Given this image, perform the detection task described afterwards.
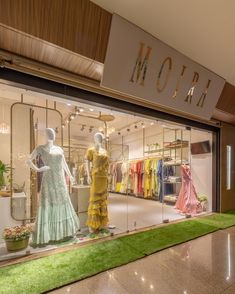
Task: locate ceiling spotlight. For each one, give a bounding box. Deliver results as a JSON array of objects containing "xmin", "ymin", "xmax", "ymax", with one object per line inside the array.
[
  {"xmin": 89, "ymin": 108, "xmax": 94, "ymax": 112},
  {"xmin": 66, "ymin": 119, "xmax": 70, "ymax": 123},
  {"xmin": 62, "ymin": 123, "xmax": 65, "ymax": 128},
  {"xmin": 70, "ymin": 114, "xmax": 75, "ymax": 120},
  {"xmin": 142, "ymin": 125, "xmax": 145, "ymax": 129},
  {"xmin": 67, "ymin": 103, "xmax": 71, "ymax": 106},
  {"xmin": 150, "ymin": 122, "xmax": 154, "ymax": 126},
  {"xmin": 80, "ymin": 108, "xmax": 84, "ymax": 112}
]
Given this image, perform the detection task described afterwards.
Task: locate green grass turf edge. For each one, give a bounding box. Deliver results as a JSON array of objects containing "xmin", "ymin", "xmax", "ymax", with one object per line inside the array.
[
  {"xmin": 0, "ymin": 211, "xmax": 235, "ymax": 294},
  {"xmin": 0, "ymin": 239, "xmax": 144, "ymax": 294},
  {"xmin": 119, "ymin": 220, "xmax": 219, "ymax": 255}
]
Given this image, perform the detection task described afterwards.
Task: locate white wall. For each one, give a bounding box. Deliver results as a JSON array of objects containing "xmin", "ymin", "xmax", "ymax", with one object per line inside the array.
[{"xmin": 190, "ymin": 129, "xmax": 213, "ymax": 211}]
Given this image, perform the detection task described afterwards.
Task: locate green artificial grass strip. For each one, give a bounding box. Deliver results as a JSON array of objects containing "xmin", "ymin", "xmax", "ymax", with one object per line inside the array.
[
  {"xmin": 195, "ymin": 213, "xmax": 235, "ymax": 229},
  {"xmin": 1, "ymin": 211, "xmax": 235, "ymax": 294},
  {"xmin": 0, "ymin": 239, "xmax": 144, "ymax": 294},
  {"xmin": 120, "ymin": 220, "xmax": 218, "ymax": 255}
]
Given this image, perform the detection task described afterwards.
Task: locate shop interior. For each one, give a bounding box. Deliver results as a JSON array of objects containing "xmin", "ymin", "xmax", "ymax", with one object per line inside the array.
[{"xmin": 0, "ymin": 83, "xmax": 213, "ymax": 261}]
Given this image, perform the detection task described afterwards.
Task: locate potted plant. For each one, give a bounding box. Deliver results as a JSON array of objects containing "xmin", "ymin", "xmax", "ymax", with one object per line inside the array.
[
  {"xmin": 0, "ymin": 160, "xmax": 11, "ymax": 189},
  {"xmin": 2, "ymin": 225, "xmax": 32, "ymax": 252},
  {"xmin": 197, "ymin": 194, "xmax": 208, "ymax": 211}
]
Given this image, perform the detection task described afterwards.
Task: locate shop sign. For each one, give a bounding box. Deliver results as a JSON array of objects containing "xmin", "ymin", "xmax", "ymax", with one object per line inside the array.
[{"xmin": 101, "ymin": 15, "xmax": 225, "ymax": 120}]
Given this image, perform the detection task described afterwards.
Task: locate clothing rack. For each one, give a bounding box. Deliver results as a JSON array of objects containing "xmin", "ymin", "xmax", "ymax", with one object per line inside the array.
[{"xmin": 110, "ymin": 155, "xmax": 163, "ymax": 163}]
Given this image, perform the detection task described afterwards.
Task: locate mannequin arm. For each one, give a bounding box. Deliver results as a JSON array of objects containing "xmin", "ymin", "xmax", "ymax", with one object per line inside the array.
[
  {"xmin": 86, "ymin": 160, "xmax": 91, "ymax": 184},
  {"xmin": 62, "ymin": 154, "xmax": 75, "ymax": 185},
  {"xmin": 27, "ymin": 149, "xmax": 50, "ymax": 172}
]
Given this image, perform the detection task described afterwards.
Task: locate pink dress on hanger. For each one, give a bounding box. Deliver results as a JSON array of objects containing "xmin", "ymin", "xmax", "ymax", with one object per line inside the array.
[{"xmin": 175, "ymin": 164, "xmax": 202, "ymax": 215}]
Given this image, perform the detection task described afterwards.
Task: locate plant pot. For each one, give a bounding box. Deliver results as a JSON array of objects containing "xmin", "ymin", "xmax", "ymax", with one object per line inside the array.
[
  {"xmin": 5, "ymin": 237, "xmax": 29, "ymax": 252},
  {"xmin": 201, "ymin": 201, "xmax": 208, "ymax": 212}
]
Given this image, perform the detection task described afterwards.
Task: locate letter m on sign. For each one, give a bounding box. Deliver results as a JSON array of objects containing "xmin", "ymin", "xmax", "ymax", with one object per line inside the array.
[{"xmin": 129, "ymin": 42, "xmax": 152, "ymax": 86}]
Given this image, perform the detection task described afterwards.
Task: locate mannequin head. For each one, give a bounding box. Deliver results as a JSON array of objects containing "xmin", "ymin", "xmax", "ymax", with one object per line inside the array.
[
  {"xmin": 45, "ymin": 128, "xmax": 56, "ymax": 141},
  {"xmin": 94, "ymin": 132, "xmax": 104, "ymax": 146}
]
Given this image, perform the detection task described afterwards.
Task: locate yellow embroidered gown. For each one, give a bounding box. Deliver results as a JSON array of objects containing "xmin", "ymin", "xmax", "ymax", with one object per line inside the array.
[{"xmin": 86, "ymin": 147, "xmax": 109, "ymax": 230}]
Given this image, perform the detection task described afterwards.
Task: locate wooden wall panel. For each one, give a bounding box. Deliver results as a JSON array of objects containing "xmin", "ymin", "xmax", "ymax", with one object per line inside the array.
[
  {"xmin": 0, "ymin": 24, "xmax": 103, "ymax": 81},
  {"xmin": 220, "ymin": 123, "xmax": 235, "ymax": 211},
  {"xmin": 216, "ymin": 82, "xmax": 235, "ymax": 115},
  {"xmin": 0, "ymin": 0, "xmax": 112, "ymax": 63}
]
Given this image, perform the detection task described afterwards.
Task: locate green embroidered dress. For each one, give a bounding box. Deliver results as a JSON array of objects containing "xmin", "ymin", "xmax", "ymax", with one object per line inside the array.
[{"xmin": 33, "ymin": 145, "xmax": 79, "ymax": 245}]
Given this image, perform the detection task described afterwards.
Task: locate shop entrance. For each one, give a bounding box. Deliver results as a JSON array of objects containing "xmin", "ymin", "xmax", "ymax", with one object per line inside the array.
[{"xmin": 0, "ymin": 71, "xmax": 219, "ymax": 262}]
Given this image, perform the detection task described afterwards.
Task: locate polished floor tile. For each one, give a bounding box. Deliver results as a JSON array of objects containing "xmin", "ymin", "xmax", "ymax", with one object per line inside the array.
[
  {"xmin": 223, "ymin": 283, "xmax": 235, "ymax": 293},
  {"xmin": 49, "ymin": 271, "xmax": 129, "ymax": 294},
  {"xmin": 50, "ymin": 227, "xmax": 235, "ymax": 294}
]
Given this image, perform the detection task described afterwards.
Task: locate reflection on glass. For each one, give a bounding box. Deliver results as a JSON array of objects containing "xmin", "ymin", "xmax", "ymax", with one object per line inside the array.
[
  {"xmin": 226, "ymin": 233, "xmax": 231, "ymax": 281},
  {"xmin": 226, "ymin": 145, "xmax": 232, "ymax": 190}
]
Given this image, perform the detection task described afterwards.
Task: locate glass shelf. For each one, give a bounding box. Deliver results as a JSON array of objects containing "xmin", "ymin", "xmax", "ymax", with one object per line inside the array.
[{"xmin": 144, "ymin": 142, "xmax": 189, "ymax": 154}]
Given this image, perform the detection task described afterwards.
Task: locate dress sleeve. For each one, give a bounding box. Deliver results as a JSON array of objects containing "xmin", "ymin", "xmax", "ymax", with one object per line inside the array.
[
  {"xmin": 58, "ymin": 146, "xmax": 64, "ymax": 154},
  {"xmin": 86, "ymin": 148, "xmax": 93, "ymax": 161}
]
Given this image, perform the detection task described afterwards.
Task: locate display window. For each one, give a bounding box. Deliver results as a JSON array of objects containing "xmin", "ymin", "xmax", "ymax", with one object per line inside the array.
[{"xmin": 0, "ymin": 83, "xmax": 216, "ymax": 261}]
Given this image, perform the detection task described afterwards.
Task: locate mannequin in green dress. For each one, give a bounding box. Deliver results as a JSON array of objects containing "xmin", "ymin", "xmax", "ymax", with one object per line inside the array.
[{"xmin": 27, "ymin": 128, "xmax": 79, "ymax": 245}]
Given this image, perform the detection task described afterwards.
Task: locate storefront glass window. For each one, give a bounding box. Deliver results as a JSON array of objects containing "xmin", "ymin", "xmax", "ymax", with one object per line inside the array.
[{"xmin": 0, "ymin": 83, "xmax": 216, "ymax": 261}]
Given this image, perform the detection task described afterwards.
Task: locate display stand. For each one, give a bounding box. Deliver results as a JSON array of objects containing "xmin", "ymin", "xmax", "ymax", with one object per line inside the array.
[
  {"xmin": 144, "ymin": 128, "xmax": 189, "ymax": 204},
  {"xmin": 71, "ymin": 185, "xmax": 90, "ymax": 229}
]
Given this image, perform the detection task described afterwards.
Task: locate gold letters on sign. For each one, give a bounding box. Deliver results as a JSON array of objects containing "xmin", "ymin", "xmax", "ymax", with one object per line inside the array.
[
  {"xmin": 130, "ymin": 42, "xmax": 212, "ymax": 109},
  {"xmin": 129, "ymin": 42, "xmax": 152, "ymax": 86}
]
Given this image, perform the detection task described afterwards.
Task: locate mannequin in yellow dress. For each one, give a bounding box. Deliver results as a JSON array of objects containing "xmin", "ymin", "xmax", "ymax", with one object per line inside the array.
[{"xmin": 86, "ymin": 133, "xmax": 109, "ymax": 233}]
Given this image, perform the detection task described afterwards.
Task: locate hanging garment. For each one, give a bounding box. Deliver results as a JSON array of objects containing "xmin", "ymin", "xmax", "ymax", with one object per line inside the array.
[
  {"xmin": 129, "ymin": 163, "xmax": 135, "ymax": 193},
  {"xmin": 111, "ymin": 163, "xmax": 117, "ymax": 192},
  {"xmin": 175, "ymin": 164, "xmax": 202, "ymax": 215},
  {"xmin": 152, "ymin": 159, "xmax": 159, "ymax": 196},
  {"xmin": 86, "ymin": 147, "xmax": 109, "ymax": 230},
  {"xmin": 133, "ymin": 162, "xmax": 138, "ymax": 195},
  {"xmin": 149, "ymin": 159, "xmax": 158, "ymax": 197},
  {"xmin": 115, "ymin": 162, "xmax": 123, "ymax": 192},
  {"xmin": 32, "ymin": 146, "xmax": 79, "ymax": 245},
  {"xmin": 141, "ymin": 160, "xmax": 145, "ymax": 195},
  {"xmin": 157, "ymin": 159, "xmax": 174, "ymax": 202},
  {"xmin": 136, "ymin": 160, "xmax": 142, "ymax": 195},
  {"xmin": 108, "ymin": 163, "xmax": 113, "ymax": 192},
  {"xmin": 120, "ymin": 161, "xmax": 129, "ymax": 193},
  {"xmin": 144, "ymin": 159, "xmax": 151, "ymax": 198}
]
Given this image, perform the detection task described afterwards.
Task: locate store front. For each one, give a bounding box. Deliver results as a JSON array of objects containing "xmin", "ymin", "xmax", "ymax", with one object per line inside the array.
[{"xmin": 0, "ymin": 68, "xmax": 219, "ymax": 262}]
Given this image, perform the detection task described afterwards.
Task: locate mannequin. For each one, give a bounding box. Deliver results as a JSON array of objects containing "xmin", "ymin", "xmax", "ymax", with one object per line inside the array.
[
  {"xmin": 27, "ymin": 128, "xmax": 79, "ymax": 245},
  {"xmin": 86, "ymin": 132, "xmax": 109, "ymax": 233},
  {"xmin": 175, "ymin": 162, "xmax": 202, "ymax": 215}
]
